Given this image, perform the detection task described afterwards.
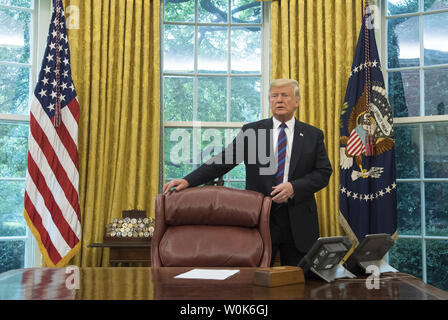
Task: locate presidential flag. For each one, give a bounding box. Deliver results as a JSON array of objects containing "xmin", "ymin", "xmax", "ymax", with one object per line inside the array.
[
  {"xmin": 339, "ymin": 8, "xmax": 397, "ymax": 245},
  {"xmin": 24, "ymin": 0, "xmax": 81, "ymax": 267}
]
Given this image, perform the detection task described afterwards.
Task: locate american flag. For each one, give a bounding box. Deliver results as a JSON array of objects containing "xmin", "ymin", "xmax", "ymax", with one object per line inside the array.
[
  {"xmin": 24, "ymin": 0, "xmax": 81, "ymax": 267},
  {"xmin": 339, "ymin": 5, "xmax": 397, "ymax": 245}
]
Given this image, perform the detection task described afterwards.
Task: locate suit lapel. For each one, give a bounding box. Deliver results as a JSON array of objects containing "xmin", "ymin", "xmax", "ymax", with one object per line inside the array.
[
  {"xmin": 260, "ymin": 118, "xmax": 275, "ymax": 189},
  {"xmin": 264, "ymin": 118, "xmax": 274, "ymax": 159},
  {"xmin": 288, "ymin": 119, "xmax": 305, "ymax": 181}
]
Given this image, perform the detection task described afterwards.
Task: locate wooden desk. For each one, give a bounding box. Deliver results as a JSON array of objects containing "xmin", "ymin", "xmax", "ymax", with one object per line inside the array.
[
  {"xmin": 1, "ymin": 267, "xmax": 447, "ymax": 300},
  {"xmin": 89, "ymin": 242, "xmax": 151, "ymax": 267}
]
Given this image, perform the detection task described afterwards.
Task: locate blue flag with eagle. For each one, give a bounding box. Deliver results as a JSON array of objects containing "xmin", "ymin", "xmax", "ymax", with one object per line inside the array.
[{"xmin": 339, "ymin": 10, "xmax": 397, "ymax": 245}]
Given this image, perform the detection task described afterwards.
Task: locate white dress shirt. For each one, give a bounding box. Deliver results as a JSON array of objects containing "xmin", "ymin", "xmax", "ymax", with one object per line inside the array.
[{"xmin": 272, "ymin": 116, "xmax": 295, "ymax": 183}]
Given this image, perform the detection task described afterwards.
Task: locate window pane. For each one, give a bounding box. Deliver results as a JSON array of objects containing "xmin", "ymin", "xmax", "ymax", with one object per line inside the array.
[
  {"xmin": 426, "ymin": 239, "xmax": 448, "ymax": 291},
  {"xmin": 388, "ymin": 69, "xmax": 420, "ymax": 117},
  {"xmin": 163, "ymin": 0, "xmax": 194, "ymax": 23},
  {"xmin": 423, "ymin": 123, "xmax": 448, "ymax": 178},
  {"xmin": 397, "ymin": 182, "xmax": 421, "ymax": 235},
  {"xmin": 227, "ymin": 181, "xmax": 245, "ymax": 189},
  {"xmin": 424, "ymin": 68, "xmax": 448, "ymax": 116},
  {"xmin": 198, "ymin": 26, "xmax": 228, "ymax": 74},
  {"xmin": 197, "ymin": 76, "xmax": 227, "ymax": 121},
  {"xmin": 389, "ymin": 238, "xmax": 423, "ymax": 279},
  {"xmin": 198, "ymin": 127, "xmax": 225, "ymax": 164},
  {"xmin": 192, "ymin": 127, "xmax": 224, "ymax": 168},
  {"xmin": 0, "ymin": 180, "xmax": 26, "ymax": 236},
  {"xmin": 163, "ymin": 25, "xmax": 194, "ymax": 74},
  {"xmin": 198, "ymin": 0, "xmax": 228, "ymax": 23},
  {"xmin": 231, "ymin": 28, "xmax": 261, "ymax": 74},
  {"xmin": 229, "ymin": 162, "xmax": 245, "ymax": 180},
  {"xmin": 163, "ymin": 76, "xmax": 193, "ymax": 122},
  {"xmin": 230, "ymin": 77, "xmax": 260, "ymax": 122},
  {"xmin": 395, "ymin": 124, "xmax": 420, "ymax": 179},
  {"xmin": 164, "ymin": 127, "xmax": 193, "ymax": 179},
  {"xmin": 423, "ymin": 12, "xmax": 448, "ymax": 66},
  {"xmin": 0, "ymin": 64, "xmax": 30, "ymax": 115},
  {"xmin": 162, "ymin": 0, "xmax": 263, "ymax": 186},
  {"xmin": 425, "ymin": 183, "xmax": 448, "ymax": 236},
  {"xmin": 198, "ymin": 127, "xmax": 242, "ymax": 168},
  {"xmin": 0, "ymin": 122, "xmax": 28, "ymax": 178},
  {"xmin": 0, "ymin": 0, "xmax": 32, "ymax": 7},
  {"xmin": 223, "ymin": 127, "xmax": 240, "ymax": 142},
  {"xmin": 387, "ymin": 0, "xmax": 419, "ymax": 15},
  {"xmin": 231, "ymin": 0, "xmax": 262, "ymax": 23},
  {"xmin": 0, "ymin": 8, "xmax": 31, "ymax": 64},
  {"xmin": 0, "ymin": 240, "xmax": 24, "ymax": 274},
  {"xmin": 167, "ymin": 127, "xmax": 245, "ymax": 179},
  {"xmin": 387, "ymin": 17, "xmax": 419, "ymax": 68},
  {"xmin": 425, "ymin": 0, "xmax": 448, "ymax": 12}
]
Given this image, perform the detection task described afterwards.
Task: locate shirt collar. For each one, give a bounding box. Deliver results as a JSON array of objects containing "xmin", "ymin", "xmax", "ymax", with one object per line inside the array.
[{"xmin": 273, "ymin": 116, "xmax": 296, "ymax": 131}]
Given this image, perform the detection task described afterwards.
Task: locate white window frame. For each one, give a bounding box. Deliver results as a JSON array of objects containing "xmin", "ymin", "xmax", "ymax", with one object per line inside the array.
[
  {"xmin": 162, "ymin": 0, "xmax": 271, "ymax": 186},
  {"xmin": 0, "ymin": 0, "xmax": 52, "ymax": 269},
  {"xmin": 381, "ymin": 0, "xmax": 448, "ymax": 285}
]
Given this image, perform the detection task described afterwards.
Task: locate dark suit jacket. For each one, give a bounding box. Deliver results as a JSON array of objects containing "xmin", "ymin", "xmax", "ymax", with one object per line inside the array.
[{"xmin": 184, "ymin": 117, "xmax": 332, "ymax": 252}]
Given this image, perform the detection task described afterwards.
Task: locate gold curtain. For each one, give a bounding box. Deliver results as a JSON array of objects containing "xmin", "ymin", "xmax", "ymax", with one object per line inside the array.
[
  {"xmin": 61, "ymin": 0, "xmax": 161, "ymax": 267},
  {"xmin": 270, "ymin": 0, "xmax": 364, "ymax": 237}
]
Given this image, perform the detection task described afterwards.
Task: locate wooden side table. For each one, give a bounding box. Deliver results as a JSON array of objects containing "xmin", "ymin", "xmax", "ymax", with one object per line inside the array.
[
  {"xmin": 91, "ymin": 209, "xmax": 154, "ymax": 266},
  {"xmin": 89, "ymin": 241, "xmax": 152, "ymax": 267}
]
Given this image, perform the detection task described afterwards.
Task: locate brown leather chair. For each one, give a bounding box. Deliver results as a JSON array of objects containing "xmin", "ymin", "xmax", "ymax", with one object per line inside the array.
[{"xmin": 151, "ymin": 186, "xmax": 272, "ymax": 267}]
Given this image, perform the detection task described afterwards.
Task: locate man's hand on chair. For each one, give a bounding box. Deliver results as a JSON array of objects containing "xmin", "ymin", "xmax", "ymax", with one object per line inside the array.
[{"xmin": 163, "ymin": 179, "xmax": 190, "ymax": 194}]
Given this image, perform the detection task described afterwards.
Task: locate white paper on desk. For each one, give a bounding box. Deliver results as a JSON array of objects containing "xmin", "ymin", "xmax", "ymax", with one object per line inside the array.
[{"xmin": 174, "ymin": 269, "xmax": 240, "ymax": 280}]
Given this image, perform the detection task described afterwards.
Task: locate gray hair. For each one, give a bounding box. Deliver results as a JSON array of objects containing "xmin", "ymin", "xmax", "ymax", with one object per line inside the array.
[{"xmin": 269, "ymin": 79, "xmax": 300, "ymax": 101}]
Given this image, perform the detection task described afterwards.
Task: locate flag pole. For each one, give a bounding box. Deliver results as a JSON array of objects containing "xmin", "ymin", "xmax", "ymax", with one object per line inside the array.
[
  {"xmin": 364, "ymin": 0, "xmax": 375, "ymax": 156},
  {"xmin": 364, "ymin": 0, "xmax": 370, "ymax": 108},
  {"xmin": 54, "ymin": 0, "xmax": 62, "ymax": 127}
]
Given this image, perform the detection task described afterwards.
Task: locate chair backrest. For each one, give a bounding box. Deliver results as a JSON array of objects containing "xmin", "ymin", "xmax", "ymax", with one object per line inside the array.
[{"xmin": 151, "ymin": 186, "xmax": 272, "ymax": 267}]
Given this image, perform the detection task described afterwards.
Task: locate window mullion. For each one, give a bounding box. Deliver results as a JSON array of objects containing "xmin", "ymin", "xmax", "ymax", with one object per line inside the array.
[
  {"xmin": 418, "ymin": 1, "xmax": 425, "ymax": 284},
  {"xmin": 227, "ymin": 0, "xmax": 231, "ymax": 123},
  {"xmin": 192, "ymin": 0, "xmax": 199, "ymax": 169},
  {"xmin": 30, "ymin": 0, "xmax": 37, "ymax": 121},
  {"xmin": 193, "ymin": 0, "xmax": 198, "ymax": 123},
  {"xmin": 261, "ymin": 1, "xmax": 270, "ymax": 119},
  {"xmin": 419, "ymin": 7, "xmax": 425, "ymax": 117},
  {"xmin": 0, "ymin": 4, "xmax": 33, "ymax": 12},
  {"xmin": 418, "ymin": 122, "xmax": 427, "ymax": 283},
  {"xmin": 385, "ymin": 7, "xmax": 448, "ymax": 19}
]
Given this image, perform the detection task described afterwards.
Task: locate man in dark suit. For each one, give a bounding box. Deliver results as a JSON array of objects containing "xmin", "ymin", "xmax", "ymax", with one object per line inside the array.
[{"xmin": 163, "ymin": 79, "xmax": 333, "ymax": 266}]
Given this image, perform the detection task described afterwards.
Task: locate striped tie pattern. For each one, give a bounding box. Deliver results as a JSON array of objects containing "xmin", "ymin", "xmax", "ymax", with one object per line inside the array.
[{"xmin": 275, "ymin": 123, "xmax": 287, "ymax": 185}]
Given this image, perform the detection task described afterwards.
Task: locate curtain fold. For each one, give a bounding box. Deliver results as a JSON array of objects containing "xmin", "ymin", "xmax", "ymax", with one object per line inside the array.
[
  {"xmin": 270, "ymin": 0, "xmax": 363, "ymax": 237},
  {"xmin": 62, "ymin": 0, "xmax": 160, "ymax": 267}
]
